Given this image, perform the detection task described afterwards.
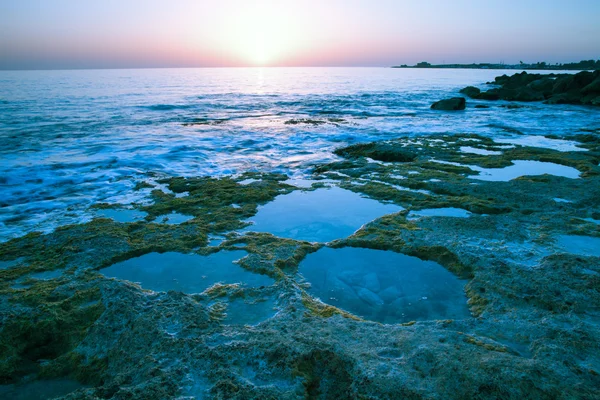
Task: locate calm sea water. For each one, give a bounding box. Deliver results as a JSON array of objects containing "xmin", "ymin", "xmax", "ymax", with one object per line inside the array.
[{"xmin": 0, "ymin": 67, "xmax": 597, "ymax": 241}]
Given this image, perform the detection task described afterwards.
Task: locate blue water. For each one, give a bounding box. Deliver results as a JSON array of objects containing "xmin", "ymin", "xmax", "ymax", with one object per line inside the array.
[
  {"xmin": 468, "ymin": 160, "xmax": 581, "ymax": 181},
  {"xmin": 242, "ymin": 186, "xmax": 402, "ymax": 242},
  {"xmin": 299, "ymin": 247, "xmax": 470, "ymax": 324},
  {"xmin": 101, "ymin": 250, "xmax": 273, "ymax": 293},
  {"xmin": 97, "ymin": 208, "xmax": 148, "ymax": 223},
  {"xmin": 0, "ymin": 68, "xmax": 597, "ymax": 241}
]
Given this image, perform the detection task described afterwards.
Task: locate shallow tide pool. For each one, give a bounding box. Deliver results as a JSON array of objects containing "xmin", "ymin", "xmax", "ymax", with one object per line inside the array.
[
  {"xmin": 0, "ymin": 379, "xmax": 85, "ymax": 400},
  {"xmin": 556, "ymin": 235, "xmax": 600, "ymax": 257},
  {"xmin": 468, "ymin": 160, "xmax": 580, "ymax": 181},
  {"xmin": 153, "ymin": 212, "xmax": 194, "ymax": 225},
  {"xmin": 299, "ymin": 247, "xmax": 470, "ymax": 324},
  {"xmin": 96, "ymin": 209, "xmax": 148, "ymax": 223},
  {"xmin": 101, "ymin": 250, "xmax": 273, "ymax": 294},
  {"xmin": 408, "ymin": 207, "xmax": 471, "ymax": 219},
  {"xmin": 242, "ymin": 186, "xmax": 402, "ymax": 242}
]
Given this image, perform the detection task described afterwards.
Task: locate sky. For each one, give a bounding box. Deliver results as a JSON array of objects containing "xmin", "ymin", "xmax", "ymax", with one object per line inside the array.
[{"xmin": 0, "ymin": 0, "xmax": 599, "ymax": 69}]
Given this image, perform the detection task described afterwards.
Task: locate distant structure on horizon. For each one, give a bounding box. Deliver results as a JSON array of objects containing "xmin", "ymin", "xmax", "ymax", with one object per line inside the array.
[{"xmin": 392, "ymin": 59, "xmax": 600, "ymax": 71}]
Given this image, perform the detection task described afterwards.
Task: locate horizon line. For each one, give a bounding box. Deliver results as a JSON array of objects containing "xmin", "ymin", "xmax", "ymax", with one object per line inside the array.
[{"xmin": 1, "ymin": 63, "xmax": 597, "ymax": 72}]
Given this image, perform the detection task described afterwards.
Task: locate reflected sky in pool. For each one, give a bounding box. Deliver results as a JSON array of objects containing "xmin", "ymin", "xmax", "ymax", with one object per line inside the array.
[{"xmin": 243, "ymin": 186, "xmax": 402, "ymax": 242}]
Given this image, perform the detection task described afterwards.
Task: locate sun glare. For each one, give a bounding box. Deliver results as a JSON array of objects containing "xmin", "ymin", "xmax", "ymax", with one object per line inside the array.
[{"xmin": 222, "ymin": 2, "xmax": 305, "ymax": 66}]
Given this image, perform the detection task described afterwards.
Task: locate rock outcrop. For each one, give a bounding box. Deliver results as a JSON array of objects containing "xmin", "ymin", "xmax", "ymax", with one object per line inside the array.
[{"xmin": 461, "ymin": 70, "xmax": 600, "ymax": 106}]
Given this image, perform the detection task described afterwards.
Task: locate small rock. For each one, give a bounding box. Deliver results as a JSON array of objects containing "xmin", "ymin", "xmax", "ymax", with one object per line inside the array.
[{"xmin": 430, "ymin": 97, "xmax": 466, "ymax": 111}]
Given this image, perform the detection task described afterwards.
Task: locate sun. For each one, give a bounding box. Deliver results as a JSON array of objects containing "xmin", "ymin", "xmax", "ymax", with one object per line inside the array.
[
  {"xmin": 247, "ymin": 32, "xmax": 272, "ymax": 66},
  {"xmin": 222, "ymin": 2, "xmax": 305, "ymax": 66}
]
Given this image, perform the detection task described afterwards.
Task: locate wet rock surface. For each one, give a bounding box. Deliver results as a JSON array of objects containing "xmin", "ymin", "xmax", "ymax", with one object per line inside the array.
[{"xmin": 1, "ymin": 135, "xmax": 600, "ymax": 398}]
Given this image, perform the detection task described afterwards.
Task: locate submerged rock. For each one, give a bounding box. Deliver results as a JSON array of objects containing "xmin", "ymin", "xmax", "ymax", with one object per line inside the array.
[
  {"xmin": 356, "ymin": 287, "xmax": 384, "ymax": 307},
  {"xmin": 361, "ymin": 272, "xmax": 381, "ymax": 293},
  {"xmin": 430, "ymin": 97, "xmax": 466, "ymax": 110},
  {"xmin": 378, "ymin": 285, "xmax": 402, "ymax": 303}
]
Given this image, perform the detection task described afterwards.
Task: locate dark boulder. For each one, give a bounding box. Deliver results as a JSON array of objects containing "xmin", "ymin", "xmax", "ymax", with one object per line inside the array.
[
  {"xmin": 581, "ymin": 77, "xmax": 600, "ymax": 95},
  {"xmin": 552, "ymin": 76, "xmax": 574, "ymax": 94},
  {"xmin": 514, "ymin": 87, "xmax": 545, "ymax": 102},
  {"xmin": 459, "ymin": 86, "xmax": 481, "ymax": 98},
  {"xmin": 478, "ymin": 89, "xmax": 501, "ymax": 101},
  {"xmin": 527, "ymin": 77, "xmax": 555, "ymax": 97},
  {"xmin": 544, "ymin": 93, "xmax": 580, "ymax": 105},
  {"xmin": 474, "ymin": 105, "xmax": 490, "ymax": 109},
  {"xmin": 430, "ymin": 97, "xmax": 466, "ymax": 110}
]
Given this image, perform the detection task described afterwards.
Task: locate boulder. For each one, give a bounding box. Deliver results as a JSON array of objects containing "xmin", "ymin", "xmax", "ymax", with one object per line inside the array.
[
  {"xmin": 544, "ymin": 94, "xmax": 579, "ymax": 105},
  {"xmin": 379, "ymin": 286, "xmax": 402, "ymax": 304},
  {"xmin": 581, "ymin": 77, "xmax": 600, "ymax": 95},
  {"xmin": 497, "ymin": 88, "xmax": 519, "ymax": 101},
  {"xmin": 514, "ymin": 87, "xmax": 545, "ymax": 102},
  {"xmin": 479, "ymin": 70, "xmax": 599, "ymax": 106},
  {"xmin": 356, "ymin": 288, "xmax": 384, "ymax": 307},
  {"xmin": 552, "ymin": 76, "xmax": 574, "ymax": 94},
  {"xmin": 430, "ymin": 97, "xmax": 466, "ymax": 111},
  {"xmin": 582, "ymin": 94, "xmax": 600, "ymax": 106},
  {"xmin": 572, "ymin": 71, "xmax": 595, "ymax": 89},
  {"xmin": 459, "ymin": 86, "xmax": 481, "ymax": 98},
  {"xmin": 337, "ymin": 270, "xmax": 362, "ymax": 287},
  {"xmin": 325, "ymin": 271, "xmax": 358, "ymax": 301},
  {"xmin": 527, "ymin": 77, "xmax": 556, "ymax": 97},
  {"xmin": 477, "ymin": 89, "xmax": 501, "ymax": 101},
  {"xmin": 474, "ymin": 104, "xmax": 490, "ymax": 109},
  {"xmin": 361, "ymin": 273, "xmax": 381, "ymax": 293}
]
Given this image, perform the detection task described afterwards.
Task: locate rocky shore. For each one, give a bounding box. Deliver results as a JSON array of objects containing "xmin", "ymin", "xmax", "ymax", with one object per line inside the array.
[
  {"xmin": 1, "ymin": 123, "xmax": 599, "ymax": 398},
  {"xmin": 459, "ymin": 70, "xmax": 600, "ymax": 106}
]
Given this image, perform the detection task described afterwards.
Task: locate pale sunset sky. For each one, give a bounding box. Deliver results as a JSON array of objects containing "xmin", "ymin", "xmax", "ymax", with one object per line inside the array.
[{"xmin": 1, "ymin": 0, "xmax": 599, "ymax": 69}]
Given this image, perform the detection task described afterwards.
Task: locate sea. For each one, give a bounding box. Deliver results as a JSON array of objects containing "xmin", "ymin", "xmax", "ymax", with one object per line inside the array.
[{"xmin": 0, "ymin": 67, "xmax": 598, "ymax": 241}]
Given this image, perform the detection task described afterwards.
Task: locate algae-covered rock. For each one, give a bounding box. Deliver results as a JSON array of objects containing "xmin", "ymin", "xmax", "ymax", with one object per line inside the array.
[
  {"xmin": 333, "ymin": 142, "xmax": 416, "ymax": 162},
  {"xmin": 1, "ymin": 130, "xmax": 600, "ymax": 398}
]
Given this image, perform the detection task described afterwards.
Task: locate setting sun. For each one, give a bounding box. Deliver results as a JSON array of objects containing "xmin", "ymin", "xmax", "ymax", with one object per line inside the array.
[{"xmin": 220, "ymin": 1, "xmax": 307, "ymax": 66}]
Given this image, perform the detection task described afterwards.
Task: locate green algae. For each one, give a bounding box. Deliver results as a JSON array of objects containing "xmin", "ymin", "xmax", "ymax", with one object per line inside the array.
[
  {"xmin": 328, "ymin": 133, "xmax": 599, "ymax": 178},
  {"xmin": 133, "ymin": 181, "xmax": 154, "ymax": 191},
  {"xmin": 301, "ymin": 292, "xmax": 361, "ymax": 321},
  {"xmin": 0, "ymin": 272, "xmax": 104, "ymax": 384},
  {"xmin": 140, "ymin": 175, "xmax": 297, "ymax": 233},
  {"xmin": 334, "ymin": 142, "xmax": 417, "ymax": 162},
  {"xmin": 222, "ymin": 232, "xmax": 321, "ymax": 279},
  {"xmin": 0, "ymin": 219, "xmax": 207, "ymax": 275},
  {"xmin": 1, "ymin": 132, "xmax": 600, "ymax": 397}
]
